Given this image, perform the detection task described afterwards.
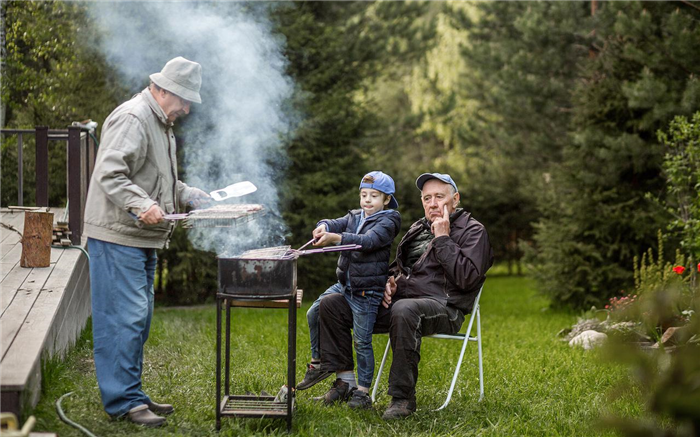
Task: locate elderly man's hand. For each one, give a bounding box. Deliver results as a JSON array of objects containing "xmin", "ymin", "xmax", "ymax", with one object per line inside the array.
[
  {"xmin": 430, "ymin": 205, "xmax": 451, "ymax": 237},
  {"xmin": 382, "ymin": 276, "xmax": 397, "ymax": 308},
  {"xmin": 140, "ymin": 204, "xmax": 165, "ymax": 224},
  {"xmin": 188, "ymin": 188, "xmax": 211, "ymax": 209}
]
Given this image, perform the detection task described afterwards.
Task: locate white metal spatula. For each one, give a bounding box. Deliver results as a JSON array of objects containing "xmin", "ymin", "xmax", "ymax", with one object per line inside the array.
[{"xmin": 209, "ymin": 181, "xmax": 257, "ymax": 201}]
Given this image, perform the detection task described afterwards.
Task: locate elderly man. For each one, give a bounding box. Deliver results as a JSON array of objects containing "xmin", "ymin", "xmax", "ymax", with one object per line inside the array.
[
  {"xmin": 84, "ymin": 56, "xmax": 209, "ymax": 427},
  {"xmin": 314, "ymin": 173, "xmax": 493, "ymax": 419}
]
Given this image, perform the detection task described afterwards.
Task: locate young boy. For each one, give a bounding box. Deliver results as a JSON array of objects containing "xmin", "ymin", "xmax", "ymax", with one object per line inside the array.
[{"xmin": 297, "ymin": 171, "xmax": 401, "ymax": 409}]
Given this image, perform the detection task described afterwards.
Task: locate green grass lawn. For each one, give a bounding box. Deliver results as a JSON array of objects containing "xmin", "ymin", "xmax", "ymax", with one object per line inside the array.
[{"xmin": 32, "ymin": 276, "xmax": 641, "ymax": 436}]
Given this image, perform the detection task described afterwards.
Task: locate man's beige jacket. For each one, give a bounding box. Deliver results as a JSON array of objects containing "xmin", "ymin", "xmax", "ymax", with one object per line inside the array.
[{"xmin": 83, "ymin": 88, "xmax": 194, "ymax": 248}]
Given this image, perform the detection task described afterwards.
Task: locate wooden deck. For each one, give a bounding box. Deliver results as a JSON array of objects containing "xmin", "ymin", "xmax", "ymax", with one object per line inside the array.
[{"xmin": 0, "ymin": 208, "xmax": 91, "ymax": 417}]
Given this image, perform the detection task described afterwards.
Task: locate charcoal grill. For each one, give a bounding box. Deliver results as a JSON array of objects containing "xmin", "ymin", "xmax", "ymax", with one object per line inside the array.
[
  {"xmin": 215, "ymin": 243, "xmax": 362, "ymax": 431},
  {"xmin": 215, "ymin": 245, "xmax": 298, "ymax": 432},
  {"xmin": 217, "ymin": 246, "xmax": 296, "ymax": 299}
]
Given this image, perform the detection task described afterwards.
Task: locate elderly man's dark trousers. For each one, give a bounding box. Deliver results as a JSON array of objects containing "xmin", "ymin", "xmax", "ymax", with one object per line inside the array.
[{"xmin": 319, "ymin": 293, "xmax": 464, "ymax": 400}]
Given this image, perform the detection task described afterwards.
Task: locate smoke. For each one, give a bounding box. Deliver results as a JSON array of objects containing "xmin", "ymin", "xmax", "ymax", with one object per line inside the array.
[{"xmin": 87, "ymin": 1, "xmax": 295, "ymax": 255}]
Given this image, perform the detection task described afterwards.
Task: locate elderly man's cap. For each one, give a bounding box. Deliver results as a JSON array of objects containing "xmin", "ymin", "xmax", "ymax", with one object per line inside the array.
[
  {"xmin": 150, "ymin": 56, "xmax": 202, "ymax": 104},
  {"xmin": 416, "ymin": 172, "xmax": 459, "ymax": 193},
  {"xmin": 360, "ymin": 171, "xmax": 399, "ymax": 209}
]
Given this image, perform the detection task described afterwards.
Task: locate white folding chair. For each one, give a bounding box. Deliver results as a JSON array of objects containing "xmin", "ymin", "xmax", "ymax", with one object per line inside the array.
[{"xmin": 371, "ymin": 285, "xmax": 484, "ymax": 410}]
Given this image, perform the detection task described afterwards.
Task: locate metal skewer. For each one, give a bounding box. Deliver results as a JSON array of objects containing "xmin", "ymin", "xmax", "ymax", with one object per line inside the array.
[{"xmin": 297, "ymin": 238, "xmax": 316, "ymax": 251}]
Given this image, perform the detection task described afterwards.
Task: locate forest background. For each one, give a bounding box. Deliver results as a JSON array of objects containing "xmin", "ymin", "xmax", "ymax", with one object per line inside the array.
[{"xmin": 3, "ymin": 0, "xmax": 700, "ymax": 311}]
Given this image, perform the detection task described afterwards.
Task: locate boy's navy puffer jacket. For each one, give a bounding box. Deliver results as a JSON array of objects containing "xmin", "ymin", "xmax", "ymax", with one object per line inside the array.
[{"xmin": 318, "ymin": 209, "xmax": 401, "ymax": 292}]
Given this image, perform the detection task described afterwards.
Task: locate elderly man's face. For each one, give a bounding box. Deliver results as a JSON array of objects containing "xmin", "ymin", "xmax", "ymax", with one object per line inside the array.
[
  {"xmin": 421, "ymin": 179, "xmax": 459, "ymax": 222},
  {"xmin": 155, "ymin": 88, "xmax": 191, "ymax": 123}
]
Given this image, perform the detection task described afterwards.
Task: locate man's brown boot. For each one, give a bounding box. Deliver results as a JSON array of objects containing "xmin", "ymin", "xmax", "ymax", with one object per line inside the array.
[
  {"xmin": 382, "ymin": 397, "xmax": 417, "ymax": 420},
  {"xmin": 147, "ymin": 400, "xmax": 174, "ymax": 415},
  {"xmin": 127, "ymin": 404, "xmax": 166, "ymax": 427}
]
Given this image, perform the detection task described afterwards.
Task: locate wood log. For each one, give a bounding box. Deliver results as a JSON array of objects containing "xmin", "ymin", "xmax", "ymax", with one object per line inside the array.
[{"xmin": 20, "ymin": 211, "xmax": 54, "ymax": 268}]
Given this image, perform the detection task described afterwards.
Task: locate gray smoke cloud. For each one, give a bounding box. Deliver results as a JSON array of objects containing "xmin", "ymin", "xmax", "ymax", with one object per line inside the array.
[{"xmin": 87, "ymin": 1, "xmax": 295, "ymax": 255}]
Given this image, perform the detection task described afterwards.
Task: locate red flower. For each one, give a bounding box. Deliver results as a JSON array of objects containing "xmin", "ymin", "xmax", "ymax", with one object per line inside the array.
[
  {"xmin": 673, "ymin": 265, "xmax": 685, "ymax": 274},
  {"xmin": 697, "ymin": 262, "xmax": 700, "ymax": 273}
]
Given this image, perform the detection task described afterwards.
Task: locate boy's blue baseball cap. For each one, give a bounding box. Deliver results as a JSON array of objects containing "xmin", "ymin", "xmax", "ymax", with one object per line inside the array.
[
  {"xmin": 416, "ymin": 172, "xmax": 459, "ymax": 193},
  {"xmin": 359, "ymin": 171, "xmax": 399, "ymax": 209}
]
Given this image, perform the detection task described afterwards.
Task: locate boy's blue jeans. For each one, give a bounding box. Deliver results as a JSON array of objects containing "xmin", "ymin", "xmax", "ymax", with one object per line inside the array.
[
  {"xmin": 88, "ymin": 238, "xmax": 156, "ymax": 417},
  {"xmin": 306, "ymin": 282, "xmax": 383, "ymax": 388}
]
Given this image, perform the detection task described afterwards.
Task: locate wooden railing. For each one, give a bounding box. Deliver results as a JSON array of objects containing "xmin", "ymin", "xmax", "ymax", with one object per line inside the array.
[{"xmin": 1, "ymin": 126, "xmax": 98, "ymax": 245}]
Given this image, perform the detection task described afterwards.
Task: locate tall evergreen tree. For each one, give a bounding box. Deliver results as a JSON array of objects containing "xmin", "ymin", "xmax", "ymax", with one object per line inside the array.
[
  {"xmin": 530, "ymin": 1, "xmax": 700, "ymax": 308},
  {"xmin": 458, "ymin": 2, "xmax": 592, "ymax": 272},
  {"xmin": 1, "ymin": 0, "xmax": 123, "ymax": 206},
  {"xmin": 0, "ymin": 0, "xmax": 7, "ymax": 129},
  {"xmin": 275, "ymin": 2, "xmax": 434, "ymax": 297}
]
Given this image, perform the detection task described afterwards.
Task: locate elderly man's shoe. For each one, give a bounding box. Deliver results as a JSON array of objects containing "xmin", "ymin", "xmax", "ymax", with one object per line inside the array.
[
  {"xmin": 127, "ymin": 405, "xmax": 166, "ymax": 427},
  {"xmin": 381, "ymin": 397, "xmax": 416, "ymax": 420},
  {"xmin": 147, "ymin": 400, "xmax": 174, "ymax": 415},
  {"xmin": 312, "ymin": 378, "xmax": 354, "ymax": 405},
  {"xmin": 297, "ymin": 363, "xmax": 333, "ymax": 390}
]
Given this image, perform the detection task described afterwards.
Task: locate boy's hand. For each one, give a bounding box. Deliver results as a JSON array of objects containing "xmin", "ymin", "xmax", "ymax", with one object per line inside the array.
[
  {"xmin": 314, "ymin": 232, "xmax": 341, "ymax": 246},
  {"xmin": 312, "ymin": 225, "xmax": 326, "ymax": 240},
  {"xmin": 430, "ymin": 205, "xmax": 451, "ymax": 237},
  {"xmin": 383, "ymin": 276, "xmax": 397, "ymax": 308}
]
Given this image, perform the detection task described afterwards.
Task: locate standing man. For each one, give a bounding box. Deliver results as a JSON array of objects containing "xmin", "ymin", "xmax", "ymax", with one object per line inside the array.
[
  {"xmin": 315, "ymin": 173, "xmax": 493, "ymax": 419},
  {"xmin": 84, "ymin": 57, "xmax": 209, "ymax": 427}
]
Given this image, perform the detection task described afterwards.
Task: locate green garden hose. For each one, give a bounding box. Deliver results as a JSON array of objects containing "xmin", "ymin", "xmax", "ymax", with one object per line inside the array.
[
  {"xmin": 55, "ymin": 392, "xmax": 97, "ymax": 437},
  {"xmin": 52, "ymin": 247, "xmax": 93, "ymax": 436},
  {"xmin": 51, "ymin": 244, "xmax": 89, "ymax": 261}
]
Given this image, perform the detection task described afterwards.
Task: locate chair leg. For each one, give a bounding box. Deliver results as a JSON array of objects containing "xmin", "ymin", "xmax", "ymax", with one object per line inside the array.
[
  {"xmin": 477, "ymin": 307, "xmax": 484, "ymax": 402},
  {"xmin": 371, "ymin": 338, "xmax": 391, "ymax": 403},
  {"xmin": 435, "ymin": 332, "xmax": 471, "ymax": 411}
]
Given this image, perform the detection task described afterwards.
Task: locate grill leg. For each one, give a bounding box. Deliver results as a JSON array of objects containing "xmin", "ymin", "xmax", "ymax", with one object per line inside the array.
[
  {"xmin": 216, "ymin": 298, "xmax": 222, "ymax": 431},
  {"xmin": 287, "ymin": 291, "xmax": 297, "ymax": 432},
  {"xmin": 225, "ymin": 299, "xmax": 231, "ymax": 396}
]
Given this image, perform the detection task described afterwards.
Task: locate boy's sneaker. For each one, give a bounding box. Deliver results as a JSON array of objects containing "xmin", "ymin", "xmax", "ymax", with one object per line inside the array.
[
  {"xmin": 312, "ymin": 378, "xmax": 354, "ymax": 405},
  {"xmin": 347, "ymin": 389, "xmax": 373, "ymax": 409},
  {"xmin": 297, "ymin": 362, "xmax": 333, "ymax": 390},
  {"xmin": 381, "ymin": 396, "xmax": 417, "ymax": 420}
]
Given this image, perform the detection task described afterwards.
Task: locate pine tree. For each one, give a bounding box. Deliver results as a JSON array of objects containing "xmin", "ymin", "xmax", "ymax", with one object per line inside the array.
[
  {"xmin": 530, "ymin": 1, "xmax": 700, "ymax": 308},
  {"xmin": 274, "ymin": 2, "xmax": 438, "ymax": 296},
  {"xmin": 457, "ymin": 2, "xmax": 591, "ymax": 273},
  {"xmin": 1, "ymin": 0, "xmax": 124, "ymax": 206}
]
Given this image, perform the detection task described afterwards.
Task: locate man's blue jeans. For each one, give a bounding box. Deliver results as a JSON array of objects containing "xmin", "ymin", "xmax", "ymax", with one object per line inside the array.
[
  {"xmin": 88, "ymin": 238, "xmax": 156, "ymax": 417},
  {"xmin": 307, "ymin": 282, "xmax": 383, "ymax": 388}
]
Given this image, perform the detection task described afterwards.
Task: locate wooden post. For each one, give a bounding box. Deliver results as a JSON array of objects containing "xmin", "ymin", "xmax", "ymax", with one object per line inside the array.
[
  {"xmin": 68, "ymin": 126, "xmax": 82, "ymax": 245},
  {"xmin": 35, "ymin": 127, "xmax": 49, "ymax": 207},
  {"xmin": 20, "ymin": 211, "xmax": 54, "ymax": 268}
]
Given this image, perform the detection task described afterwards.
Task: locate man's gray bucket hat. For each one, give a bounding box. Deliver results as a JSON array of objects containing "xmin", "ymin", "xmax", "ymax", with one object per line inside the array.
[{"xmin": 150, "ymin": 56, "xmax": 202, "ymax": 104}]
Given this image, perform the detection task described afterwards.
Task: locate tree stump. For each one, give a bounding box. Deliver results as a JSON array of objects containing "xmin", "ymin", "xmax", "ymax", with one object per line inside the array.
[{"xmin": 20, "ymin": 211, "xmax": 54, "ymax": 268}]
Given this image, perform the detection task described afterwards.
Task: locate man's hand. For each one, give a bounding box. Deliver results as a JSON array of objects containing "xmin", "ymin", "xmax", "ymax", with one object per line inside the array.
[
  {"xmin": 139, "ymin": 204, "xmax": 165, "ymax": 224},
  {"xmin": 383, "ymin": 276, "xmax": 397, "ymax": 308},
  {"xmin": 188, "ymin": 188, "xmax": 211, "ymax": 209},
  {"xmin": 430, "ymin": 205, "xmax": 451, "ymax": 237}
]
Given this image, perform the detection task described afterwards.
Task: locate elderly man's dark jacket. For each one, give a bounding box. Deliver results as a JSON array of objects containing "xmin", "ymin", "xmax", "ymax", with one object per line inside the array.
[
  {"xmin": 390, "ymin": 208, "xmax": 493, "ymax": 313},
  {"xmin": 319, "ymin": 209, "xmax": 401, "ymax": 292}
]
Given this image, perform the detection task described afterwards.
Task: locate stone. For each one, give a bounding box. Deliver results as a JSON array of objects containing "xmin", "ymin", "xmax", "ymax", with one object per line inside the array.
[
  {"xmin": 564, "ymin": 318, "xmax": 603, "ymax": 341},
  {"xmin": 569, "ymin": 330, "xmax": 608, "ymax": 350}
]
